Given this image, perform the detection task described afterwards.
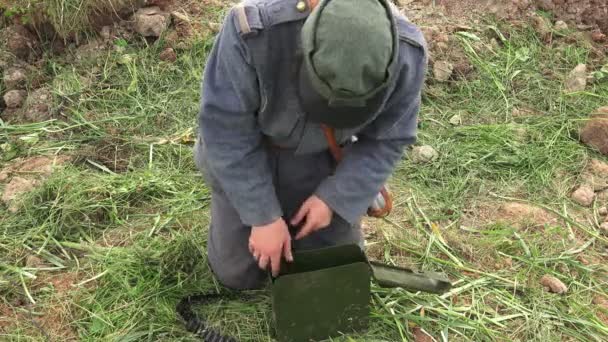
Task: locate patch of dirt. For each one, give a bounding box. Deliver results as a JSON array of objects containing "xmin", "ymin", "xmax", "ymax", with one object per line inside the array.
[
  {"xmin": 1, "ymin": 177, "xmax": 39, "ymax": 212},
  {"xmin": 536, "ymin": 0, "xmax": 608, "ymax": 34},
  {"xmin": 36, "ymin": 300, "xmax": 78, "ymax": 341},
  {"xmin": 412, "ymin": 326, "xmax": 434, "ymax": 342},
  {"xmin": 465, "ymin": 201, "xmax": 559, "ymax": 230},
  {"xmin": 0, "ymin": 303, "xmax": 25, "ymax": 333},
  {"xmin": 0, "ymin": 155, "xmax": 71, "ymax": 182},
  {"xmin": 36, "ymin": 272, "xmax": 80, "ymax": 294}
]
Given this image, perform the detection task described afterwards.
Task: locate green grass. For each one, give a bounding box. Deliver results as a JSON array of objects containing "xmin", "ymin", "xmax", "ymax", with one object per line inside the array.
[
  {"xmin": 1, "ymin": 0, "xmax": 140, "ymax": 37},
  {"xmin": 1, "ymin": 10, "xmax": 608, "ymax": 342}
]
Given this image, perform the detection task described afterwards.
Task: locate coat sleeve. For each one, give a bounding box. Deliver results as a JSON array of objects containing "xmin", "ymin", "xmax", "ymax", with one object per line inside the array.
[
  {"xmin": 314, "ymin": 44, "xmax": 427, "ymax": 225},
  {"xmin": 198, "ymin": 9, "xmax": 282, "ymax": 227}
]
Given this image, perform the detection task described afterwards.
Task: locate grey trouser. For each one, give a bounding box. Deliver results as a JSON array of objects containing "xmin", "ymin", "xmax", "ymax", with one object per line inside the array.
[{"xmin": 194, "ymin": 138, "xmax": 362, "ymax": 290}]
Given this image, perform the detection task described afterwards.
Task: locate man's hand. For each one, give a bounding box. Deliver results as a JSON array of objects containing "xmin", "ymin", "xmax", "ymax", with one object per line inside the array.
[
  {"xmin": 249, "ymin": 218, "xmax": 293, "ymax": 277},
  {"xmin": 291, "ymin": 195, "xmax": 333, "ymax": 240}
]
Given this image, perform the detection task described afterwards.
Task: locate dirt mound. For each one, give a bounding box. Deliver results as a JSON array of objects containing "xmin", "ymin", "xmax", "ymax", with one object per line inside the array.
[{"xmin": 536, "ymin": 0, "xmax": 608, "ymax": 34}]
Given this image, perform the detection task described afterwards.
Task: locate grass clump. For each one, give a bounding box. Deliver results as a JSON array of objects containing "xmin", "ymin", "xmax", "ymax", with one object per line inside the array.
[{"xmin": 1, "ymin": 0, "xmax": 140, "ymax": 37}]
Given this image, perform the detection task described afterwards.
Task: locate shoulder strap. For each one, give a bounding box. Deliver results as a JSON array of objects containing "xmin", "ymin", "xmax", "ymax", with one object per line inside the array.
[{"xmin": 233, "ymin": 3, "xmax": 264, "ymax": 37}]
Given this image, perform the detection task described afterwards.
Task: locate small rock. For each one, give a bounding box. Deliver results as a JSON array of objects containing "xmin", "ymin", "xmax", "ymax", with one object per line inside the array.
[
  {"xmin": 600, "ymin": 207, "xmax": 608, "ymax": 216},
  {"xmin": 591, "ymin": 30, "xmax": 606, "ymax": 43},
  {"xmin": 3, "ymin": 68, "xmax": 27, "ymax": 90},
  {"xmin": 159, "ymin": 47, "xmax": 177, "ymax": 62},
  {"xmin": 1, "ymin": 177, "xmax": 38, "ymax": 212},
  {"xmin": 571, "ymin": 185, "xmax": 595, "ymax": 207},
  {"xmin": 100, "ymin": 26, "xmax": 112, "ymax": 40},
  {"xmin": 411, "ymin": 145, "xmax": 439, "ymax": 163},
  {"xmin": 580, "ymin": 110, "xmax": 608, "ymax": 156},
  {"xmin": 25, "ymin": 255, "xmax": 45, "ymax": 268},
  {"xmin": 540, "ymin": 275, "xmax": 568, "ymax": 294},
  {"xmin": 581, "ymin": 158, "xmax": 608, "ymax": 191},
  {"xmin": 449, "ymin": 114, "xmax": 462, "ymax": 126},
  {"xmin": 1, "ymin": 25, "xmax": 40, "ymax": 60},
  {"xmin": 532, "ymin": 15, "xmax": 551, "ymax": 41},
  {"xmin": 600, "ymin": 222, "xmax": 608, "ymax": 233},
  {"xmin": 577, "ymin": 255, "xmax": 590, "ymax": 265},
  {"xmin": 23, "ymin": 88, "xmax": 53, "ymax": 122},
  {"xmin": 134, "ymin": 6, "xmax": 170, "ymax": 37},
  {"xmin": 3, "ymin": 90, "xmax": 27, "ymax": 109},
  {"xmin": 555, "ymin": 21, "xmax": 568, "ymax": 31},
  {"xmin": 564, "ymin": 64, "xmax": 587, "ymax": 93},
  {"xmin": 433, "ymin": 60, "xmax": 453, "ymax": 82},
  {"xmin": 435, "ymin": 42, "xmax": 449, "ymax": 51}
]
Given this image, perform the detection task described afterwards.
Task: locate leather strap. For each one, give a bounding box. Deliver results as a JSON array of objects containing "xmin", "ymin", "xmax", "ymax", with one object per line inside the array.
[{"xmin": 320, "ymin": 124, "xmax": 393, "ymax": 218}]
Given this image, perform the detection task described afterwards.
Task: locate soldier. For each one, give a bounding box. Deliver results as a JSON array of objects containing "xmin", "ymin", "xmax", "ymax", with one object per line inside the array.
[{"xmin": 194, "ymin": 0, "xmax": 427, "ymax": 289}]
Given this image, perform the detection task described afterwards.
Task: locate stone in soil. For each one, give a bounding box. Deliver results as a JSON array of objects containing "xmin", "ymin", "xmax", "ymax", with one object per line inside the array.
[
  {"xmin": 159, "ymin": 48, "xmax": 177, "ymax": 62},
  {"xmin": 540, "ymin": 274, "xmax": 568, "ymax": 294},
  {"xmin": 599, "ymin": 207, "xmax": 608, "ymax": 216},
  {"xmin": 433, "ymin": 60, "xmax": 453, "ymax": 82},
  {"xmin": 564, "ymin": 64, "xmax": 587, "ymax": 93},
  {"xmin": 25, "ymin": 255, "xmax": 45, "ymax": 268},
  {"xmin": 591, "ymin": 30, "xmax": 606, "ymax": 43},
  {"xmin": 22, "ymin": 88, "xmax": 53, "ymax": 122},
  {"xmin": 3, "ymin": 90, "xmax": 27, "ymax": 109},
  {"xmin": 581, "ymin": 159, "xmax": 608, "ymax": 191},
  {"xmin": 411, "ymin": 145, "xmax": 439, "ymax": 163},
  {"xmin": 571, "ymin": 185, "xmax": 595, "ymax": 207},
  {"xmin": 580, "ymin": 108, "xmax": 608, "ymax": 156},
  {"xmin": 3, "ymin": 68, "xmax": 27, "ymax": 90},
  {"xmin": 1, "ymin": 25, "xmax": 40, "ymax": 60},
  {"xmin": 600, "ymin": 222, "xmax": 608, "ymax": 233},
  {"xmin": 555, "ymin": 20, "xmax": 568, "ymax": 31},
  {"xmin": 532, "ymin": 15, "xmax": 552, "ymax": 41},
  {"xmin": 134, "ymin": 6, "xmax": 170, "ymax": 37}
]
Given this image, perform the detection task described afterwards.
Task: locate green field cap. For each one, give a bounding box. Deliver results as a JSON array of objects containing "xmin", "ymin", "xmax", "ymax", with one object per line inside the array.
[{"xmin": 298, "ymin": 0, "xmax": 399, "ymax": 128}]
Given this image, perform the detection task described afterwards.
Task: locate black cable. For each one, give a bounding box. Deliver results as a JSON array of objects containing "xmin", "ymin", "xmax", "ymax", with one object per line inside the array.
[{"xmin": 176, "ymin": 292, "xmax": 239, "ymax": 342}]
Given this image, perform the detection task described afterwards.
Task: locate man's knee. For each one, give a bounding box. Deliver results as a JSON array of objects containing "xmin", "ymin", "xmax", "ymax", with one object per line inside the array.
[{"xmin": 207, "ymin": 252, "xmax": 267, "ymax": 290}]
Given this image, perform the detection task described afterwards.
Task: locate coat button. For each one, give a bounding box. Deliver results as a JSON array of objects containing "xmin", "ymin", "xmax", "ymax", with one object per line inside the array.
[{"xmin": 296, "ymin": 1, "xmax": 307, "ymax": 12}]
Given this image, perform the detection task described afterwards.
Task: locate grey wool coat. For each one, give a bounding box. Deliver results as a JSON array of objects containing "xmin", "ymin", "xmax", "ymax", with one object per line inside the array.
[{"xmin": 196, "ymin": 0, "xmax": 427, "ymax": 227}]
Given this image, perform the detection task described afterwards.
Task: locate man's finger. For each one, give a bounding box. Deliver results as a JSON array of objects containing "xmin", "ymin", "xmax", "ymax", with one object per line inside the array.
[
  {"xmin": 270, "ymin": 253, "xmax": 281, "ymax": 277},
  {"xmin": 291, "ymin": 200, "xmax": 310, "ymax": 226},
  {"xmin": 295, "ymin": 218, "xmax": 317, "ymax": 240},
  {"xmin": 258, "ymin": 255, "xmax": 270, "ymax": 270},
  {"xmin": 283, "ymin": 237, "xmax": 293, "ymax": 262}
]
